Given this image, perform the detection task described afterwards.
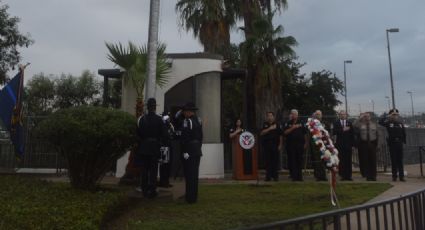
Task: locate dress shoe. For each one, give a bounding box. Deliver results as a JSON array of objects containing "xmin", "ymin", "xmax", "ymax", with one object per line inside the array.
[{"xmin": 400, "ymin": 178, "xmax": 406, "ymax": 182}]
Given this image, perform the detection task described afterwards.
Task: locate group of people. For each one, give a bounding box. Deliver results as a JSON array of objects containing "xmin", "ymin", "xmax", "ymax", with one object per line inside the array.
[
  {"xmin": 136, "ymin": 98, "xmax": 203, "ymax": 204},
  {"xmin": 256, "ymin": 108, "xmax": 406, "ymax": 182}
]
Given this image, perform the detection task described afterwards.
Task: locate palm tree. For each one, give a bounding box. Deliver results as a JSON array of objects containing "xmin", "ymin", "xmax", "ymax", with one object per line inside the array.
[
  {"xmin": 175, "ymin": 0, "xmax": 294, "ymax": 130},
  {"xmin": 240, "ymin": 12, "xmax": 297, "ymax": 127},
  {"xmin": 175, "ymin": 0, "xmax": 238, "ymax": 58},
  {"xmin": 105, "ymin": 41, "xmax": 170, "ymax": 117}
]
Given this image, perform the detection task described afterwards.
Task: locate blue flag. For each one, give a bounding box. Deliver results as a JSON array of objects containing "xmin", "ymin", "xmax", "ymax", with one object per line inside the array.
[{"xmin": 0, "ymin": 70, "xmax": 25, "ymax": 158}]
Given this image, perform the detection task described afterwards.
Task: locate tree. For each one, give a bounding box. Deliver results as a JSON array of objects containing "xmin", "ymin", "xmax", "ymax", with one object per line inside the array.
[
  {"xmin": 282, "ymin": 69, "xmax": 344, "ymax": 117},
  {"xmin": 25, "ymin": 73, "xmax": 55, "ymax": 116},
  {"xmin": 105, "ymin": 42, "xmax": 170, "ymax": 117},
  {"xmin": 0, "ymin": 2, "xmax": 33, "ymax": 84},
  {"xmin": 176, "ymin": 0, "xmax": 295, "ymax": 130},
  {"xmin": 240, "ymin": 12, "xmax": 297, "ymax": 128},
  {"xmin": 175, "ymin": 0, "xmax": 238, "ymax": 58},
  {"xmin": 25, "ymin": 71, "xmax": 102, "ymax": 116},
  {"xmin": 54, "ymin": 71, "xmax": 101, "ymax": 109}
]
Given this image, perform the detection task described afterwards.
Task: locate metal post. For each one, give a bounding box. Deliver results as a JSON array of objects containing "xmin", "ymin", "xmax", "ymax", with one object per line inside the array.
[
  {"xmin": 343, "ymin": 60, "xmax": 352, "ymax": 113},
  {"xmin": 385, "ymin": 96, "xmax": 391, "ymax": 111},
  {"xmin": 386, "ymin": 28, "xmax": 399, "ymax": 109},
  {"xmin": 344, "ymin": 62, "xmax": 347, "ymax": 113},
  {"xmin": 407, "ymin": 91, "xmax": 414, "ymax": 119},
  {"xmin": 145, "ymin": 0, "xmax": 161, "ymax": 100}
]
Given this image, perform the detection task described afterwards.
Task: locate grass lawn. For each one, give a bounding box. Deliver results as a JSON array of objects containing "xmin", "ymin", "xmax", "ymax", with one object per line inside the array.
[
  {"xmin": 0, "ymin": 175, "xmax": 126, "ymax": 230},
  {"xmin": 0, "ymin": 175, "xmax": 392, "ymax": 230},
  {"xmin": 114, "ymin": 182, "xmax": 392, "ymax": 230}
]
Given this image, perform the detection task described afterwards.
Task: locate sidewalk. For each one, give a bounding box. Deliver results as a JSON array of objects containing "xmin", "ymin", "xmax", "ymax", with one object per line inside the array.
[{"xmin": 368, "ymin": 163, "xmax": 425, "ymax": 203}]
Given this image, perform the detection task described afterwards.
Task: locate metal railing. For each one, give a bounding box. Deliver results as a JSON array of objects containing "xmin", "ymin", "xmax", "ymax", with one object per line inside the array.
[
  {"xmin": 242, "ymin": 188, "xmax": 425, "ymax": 230},
  {"xmin": 0, "ymin": 139, "xmax": 66, "ymax": 173}
]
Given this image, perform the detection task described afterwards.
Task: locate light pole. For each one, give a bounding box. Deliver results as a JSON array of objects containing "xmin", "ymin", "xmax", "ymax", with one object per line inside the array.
[
  {"xmin": 385, "ymin": 96, "xmax": 391, "ymax": 111},
  {"xmin": 407, "ymin": 91, "xmax": 414, "ymax": 118},
  {"xmin": 370, "ymin": 99, "xmax": 375, "ymax": 114},
  {"xmin": 343, "ymin": 60, "xmax": 352, "ymax": 113},
  {"xmin": 386, "ymin": 28, "xmax": 399, "ymax": 109}
]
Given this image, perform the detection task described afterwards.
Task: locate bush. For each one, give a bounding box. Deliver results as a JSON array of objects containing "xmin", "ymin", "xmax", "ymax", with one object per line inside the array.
[{"xmin": 37, "ymin": 106, "xmax": 136, "ymax": 190}]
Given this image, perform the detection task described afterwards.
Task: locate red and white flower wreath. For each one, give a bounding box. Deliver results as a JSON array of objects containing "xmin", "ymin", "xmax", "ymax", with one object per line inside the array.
[{"xmin": 306, "ymin": 118, "xmax": 339, "ymax": 172}]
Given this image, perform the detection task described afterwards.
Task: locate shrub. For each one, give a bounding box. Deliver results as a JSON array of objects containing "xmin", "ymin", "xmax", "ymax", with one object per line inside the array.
[{"xmin": 37, "ymin": 106, "xmax": 136, "ymax": 190}]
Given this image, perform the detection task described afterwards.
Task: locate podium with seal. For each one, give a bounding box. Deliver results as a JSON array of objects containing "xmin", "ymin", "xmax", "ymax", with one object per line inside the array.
[{"xmin": 232, "ymin": 131, "xmax": 258, "ymax": 180}]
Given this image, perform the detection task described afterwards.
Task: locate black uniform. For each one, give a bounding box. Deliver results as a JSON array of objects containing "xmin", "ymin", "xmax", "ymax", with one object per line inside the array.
[
  {"xmin": 333, "ymin": 119, "xmax": 354, "ymax": 180},
  {"xmin": 180, "ymin": 115, "xmax": 203, "ymax": 203},
  {"xmin": 261, "ymin": 122, "xmax": 282, "ymax": 181},
  {"xmin": 158, "ymin": 117, "xmax": 174, "ymax": 187},
  {"xmin": 283, "ymin": 119, "xmax": 306, "ymax": 181},
  {"xmin": 379, "ymin": 118, "xmax": 406, "ymax": 180},
  {"xmin": 137, "ymin": 112, "xmax": 167, "ymax": 198}
]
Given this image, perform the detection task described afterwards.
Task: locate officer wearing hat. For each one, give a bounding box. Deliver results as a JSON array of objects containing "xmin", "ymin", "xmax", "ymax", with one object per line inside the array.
[
  {"xmin": 137, "ymin": 98, "xmax": 167, "ymax": 198},
  {"xmin": 178, "ymin": 102, "xmax": 203, "ymax": 203},
  {"xmin": 379, "ymin": 109, "xmax": 407, "ymax": 181}
]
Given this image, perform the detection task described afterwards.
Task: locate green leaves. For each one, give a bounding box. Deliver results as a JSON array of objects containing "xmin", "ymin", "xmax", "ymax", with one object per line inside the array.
[
  {"xmin": 36, "ymin": 106, "xmax": 136, "ymax": 190},
  {"xmin": 105, "ymin": 41, "xmax": 170, "ymax": 97},
  {"xmin": 0, "ymin": 3, "xmax": 33, "ymax": 84}
]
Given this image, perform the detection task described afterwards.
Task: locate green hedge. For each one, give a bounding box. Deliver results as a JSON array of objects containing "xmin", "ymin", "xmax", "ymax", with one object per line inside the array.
[
  {"xmin": 0, "ymin": 175, "xmax": 126, "ymax": 230},
  {"xmin": 36, "ymin": 106, "xmax": 136, "ymax": 190}
]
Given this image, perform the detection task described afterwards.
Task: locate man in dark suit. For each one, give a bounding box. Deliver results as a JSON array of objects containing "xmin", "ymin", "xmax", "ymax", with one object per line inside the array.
[{"xmin": 333, "ymin": 110, "xmax": 355, "ymax": 181}]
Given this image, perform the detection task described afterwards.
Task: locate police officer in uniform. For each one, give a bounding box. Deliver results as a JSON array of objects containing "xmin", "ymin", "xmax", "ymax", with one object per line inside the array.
[
  {"xmin": 137, "ymin": 98, "xmax": 167, "ymax": 198},
  {"xmin": 333, "ymin": 110, "xmax": 354, "ymax": 181},
  {"xmin": 354, "ymin": 112, "xmax": 379, "ymax": 181},
  {"xmin": 260, "ymin": 112, "xmax": 283, "ymax": 181},
  {"xmin": 379, "ymin": 109, "xmax": 406, "ymax": 181},
  {"xmin": 179, "ymin": 102, "xmax": 203, "ymax": 203},
  {"xmin": 283, "ymin": 109, "xmax": 307, "ymax": 181}
]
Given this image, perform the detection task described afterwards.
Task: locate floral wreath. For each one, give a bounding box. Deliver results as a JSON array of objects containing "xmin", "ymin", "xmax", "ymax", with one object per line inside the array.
[{"xmin": 306, "ymin": 118, "xmax": 339, "ymax": 172}]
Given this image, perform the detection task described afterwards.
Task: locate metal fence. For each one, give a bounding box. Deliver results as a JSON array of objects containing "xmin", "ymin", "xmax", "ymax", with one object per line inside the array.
[
  {"xmin": 0, "ymin": 116, "xmax": 66, "ymax": 173},
  {"xmin": 242, "ymin": 188, "xmax": 425, "ymax": 230}
]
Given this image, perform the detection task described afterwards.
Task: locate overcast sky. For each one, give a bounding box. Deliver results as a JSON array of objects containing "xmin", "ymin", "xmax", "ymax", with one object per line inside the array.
[{"xmin": 3, "ymin": 0, "xmax": 425, "ymax": 115}]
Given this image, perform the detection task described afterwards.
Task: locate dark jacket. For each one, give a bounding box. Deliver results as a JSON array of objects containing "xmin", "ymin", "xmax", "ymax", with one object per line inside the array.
[
  {"xmin": 379, "ymin": 118, "xmax": 406, "ymax": 144},
  {"xmin": 180, "ymin": 115, "xmax": 203, "ymax": 156},
  {"xmin": 137, "ymin": 112, "xmax": 167, "ymax": 157},
  {"xmin": 333, "ymin": 119, "xmax": 354, "ymax": 149}
]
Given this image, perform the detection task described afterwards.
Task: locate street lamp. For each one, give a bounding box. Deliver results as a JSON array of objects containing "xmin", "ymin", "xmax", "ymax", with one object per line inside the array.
[
  {"xmin": 385, "ymin": 96, "xmax": 391, "ymax": 111},
  {"xmin": 343, "ymin": 60, "xmax": 352, "ymax": 113},
  {"xmin": 370, "ymin": 99, "xmax": 375, "ymax": 114},
  {"xmin": 407, "ymin": 91, "xmax": 414, "ymax": 118},
  {"xmin": 386, "ymin": 28, "xmax": 399, "ymax": 109}
]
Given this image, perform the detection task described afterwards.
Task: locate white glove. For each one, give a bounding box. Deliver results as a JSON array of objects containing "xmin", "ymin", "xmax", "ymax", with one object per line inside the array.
[
  {"xmin": 162, "ymin": 115, "xmax": 170, "ymax": 122},
  {"xmin": 183, "ymin": 152, "xmax": 190, "ymax": 160}
]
